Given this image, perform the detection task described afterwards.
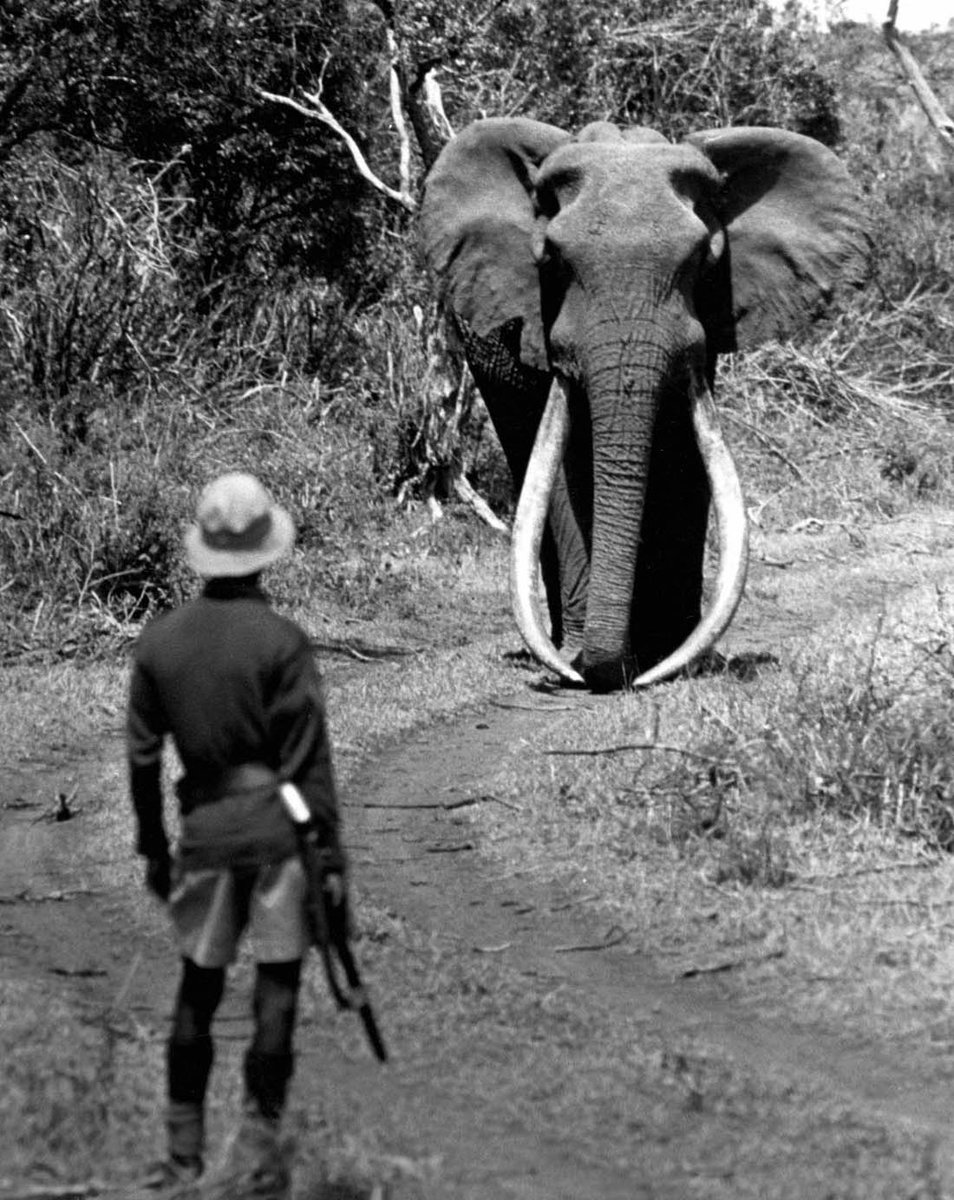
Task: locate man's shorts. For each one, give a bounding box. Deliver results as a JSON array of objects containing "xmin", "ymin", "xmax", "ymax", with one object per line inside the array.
[{"xmin": 169, "ymin": 856, "xmax": 309, "ymax": 968}]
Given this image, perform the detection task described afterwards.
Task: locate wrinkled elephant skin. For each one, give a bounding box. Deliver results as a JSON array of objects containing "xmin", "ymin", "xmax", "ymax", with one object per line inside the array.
[{"xmin": 420, "ymin": 118, "xmax": 869, "ymax": 690}]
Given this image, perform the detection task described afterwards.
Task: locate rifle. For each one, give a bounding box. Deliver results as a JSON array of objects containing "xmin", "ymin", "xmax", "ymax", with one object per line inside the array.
[{"xmin": 279, "ymin": 782, "xmax": 388, "ymax": 1063}]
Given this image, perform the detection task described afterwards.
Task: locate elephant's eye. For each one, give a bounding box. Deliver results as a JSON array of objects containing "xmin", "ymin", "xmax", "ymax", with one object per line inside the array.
[
  {"xmin": 691, "ymin": 196, "xmax": 725, "ymax": 268},
  {"xmin": 671, "ymin": 168, "xmax": 724, "ymax": 269},
  {"xmin": 705, "ymin": 225, "xmax": 726, "ymax": 268}
]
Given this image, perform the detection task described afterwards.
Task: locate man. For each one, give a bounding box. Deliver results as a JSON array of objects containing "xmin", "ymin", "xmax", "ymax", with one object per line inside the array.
[{"xmin": 127, "ymin": 471, "xmax": 346, "ymax": 1196}]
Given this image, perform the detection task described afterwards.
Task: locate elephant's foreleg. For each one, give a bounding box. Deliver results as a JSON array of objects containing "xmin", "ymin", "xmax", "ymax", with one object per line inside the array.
[
  {"xmin": 544, "ymin": 471, "xmax": 589, "ymax": 652},
  {"xmin": 550, "ymin": 392, "xmax": 592, "ymax": 653},
  {"xmin": 458, "ymin": 318, "xmax": 589, "ymax": 654}
]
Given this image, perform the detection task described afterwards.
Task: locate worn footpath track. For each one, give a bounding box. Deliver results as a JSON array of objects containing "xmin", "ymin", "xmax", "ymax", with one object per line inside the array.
[
  {"xmin": 331, "ymin": 689, "xmax": 954, "ymax": 1198},
  {"xmin": 3, "ymin": 511, "xmax": 954, "ymax": 1196}
]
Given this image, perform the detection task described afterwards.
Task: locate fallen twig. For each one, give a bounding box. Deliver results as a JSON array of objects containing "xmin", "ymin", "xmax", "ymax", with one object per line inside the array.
[
  {"xmin": 474, "ymin": 942, "xmax": 512, "ymax": 954},
  {"xmin": 0, "ymin": 1184, "xmax": 109, "ymax": 1199},
  {"xmin": 800, "ymin": 859, "xmax": 936, "ymax": 883},
  {"xmin": 0, "ymin": 888, "xmax": 101, "ymax": 905},
  {"xmin": 311, "ymin": 638, "xmax": 418, "ymax": 661},
  {"xmin": 553, "ymin": 925, "xmax": 627, "ymax": 953},
  {"xmin": 679, "ymin": 947, "xmax": 785, "ymax": 978},
  {"xmin": 723, "ymin": 409, "xmax": 807, "ymax": 481},
  {"xmin": 453, "ymin": 474, "xmax": 509, "ymax": 534},
  {"xmin": 362, "ymin": 794, "xmax": 519, "ymax": 813},
  {"xmin": 544, "ymin": 741, "xmax": 724, "ymax": 763}
]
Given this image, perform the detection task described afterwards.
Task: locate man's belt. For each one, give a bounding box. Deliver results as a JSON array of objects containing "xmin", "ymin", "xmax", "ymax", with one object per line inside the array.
[{"xmin": 178, "ymin": 762, "xmax": 277, "ymax": 812}]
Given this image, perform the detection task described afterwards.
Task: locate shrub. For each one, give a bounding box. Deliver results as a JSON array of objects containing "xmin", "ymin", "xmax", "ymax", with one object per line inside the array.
[
  {"xmin": 0, "ymin": 0, "xmax": 386, "ymax": 310},
  {"xmin": 0, "ymin": 148, "xmax": 191, "ymax": 435},
  {"xmin": 405, "ymin": 0, "xmax": 840, "ymax": 142}
]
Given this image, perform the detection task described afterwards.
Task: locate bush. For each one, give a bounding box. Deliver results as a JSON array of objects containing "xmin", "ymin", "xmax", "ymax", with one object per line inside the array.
[
  {"xmin": 0, "ymin": 148, "xmax": 191, "ymax": 430},
  {"xmin": 0, "ymin": 0, "xmax": 387, "ymax": 311},
  {"xmin": 405, "ymin": 0, "xmax": 840, "ymax": 141},
  {"xmin": 659, "ymin": 625, "xmax": 954, "ymax": 875}
]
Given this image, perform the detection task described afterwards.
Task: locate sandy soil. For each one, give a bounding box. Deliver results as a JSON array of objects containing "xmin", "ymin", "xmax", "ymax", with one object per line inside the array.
[{"xmin": 4, "ymin": 510, "xmax": 954, "ymax": 1198}]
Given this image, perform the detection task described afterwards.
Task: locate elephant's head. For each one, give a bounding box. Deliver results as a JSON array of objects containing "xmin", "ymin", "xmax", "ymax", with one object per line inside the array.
[{"xmin": 420, "ymin": 118, "xmax": 868, "ymax": 690}]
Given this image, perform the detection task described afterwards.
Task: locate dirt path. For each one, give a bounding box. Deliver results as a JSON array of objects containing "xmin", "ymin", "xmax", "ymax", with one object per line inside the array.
[
  {"xmin": 4, "ymin": 510, "xmax": 954, "ymax": 1197},
  {"xmin": 341, "ymin": 689, "xmax": 954, "ymax": 1197}
]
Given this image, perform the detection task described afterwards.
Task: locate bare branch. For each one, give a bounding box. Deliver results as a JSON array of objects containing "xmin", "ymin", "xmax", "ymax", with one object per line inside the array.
[
  {"xmin": 883, "ymin": 0, "xmax": 954, "ymax": 158},
  {"xmin": 544, "ymin": 741, "xmax": 727, "ymax": 762},
  {"xmin": 421, "ymin": 68, "xmax": 455, "ymax": 142},
  {"xmin": 407, "ymin": 64, "xmax": 455, "ymax": 171},
  {"xmin": 256, "ymin": 86, "xmax": 416, "ymax": 212},
  {"xmin": 453, "ymin": 473, "xmax": 509, "ymax": 534},
  {"xmin": 382, "ymin": 25, "xmax": 413, "ymax": 202}
]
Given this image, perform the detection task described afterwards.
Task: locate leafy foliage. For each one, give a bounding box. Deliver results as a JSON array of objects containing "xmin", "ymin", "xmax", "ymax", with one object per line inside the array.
[
  {"xmin": 401, "ymin": 0, "xmax": 839, "ymax": 142},
  {"xmin": 0, "ymin": 0, "xmax": 392, "ymax": 311},
  {"xmin": 0, "ymin": 2, "xmax": 950, "ymax": 649}
]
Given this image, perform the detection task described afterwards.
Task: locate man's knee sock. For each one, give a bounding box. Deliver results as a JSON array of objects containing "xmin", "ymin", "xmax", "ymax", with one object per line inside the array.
[
  {"xmin": 166, "ymin": 1035, "xmax": 214, "ymax": 1163},
  {"xmin": 243, "ymin": 1049, "xmax": 294, "ymax": 1123}
]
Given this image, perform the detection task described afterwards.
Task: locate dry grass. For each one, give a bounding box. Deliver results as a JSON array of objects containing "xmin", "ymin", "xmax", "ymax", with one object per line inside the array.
[
  {"xmin": 461, "ymin": 566, "xmax": 954, "ymax": 1041},
  {"xmin": 2, "ymin": 22, "xmax": 954, "ymax": 1196},
  {"xmin": 5, "ymin": 395, "xmax": 954, "ymax": 1195}
]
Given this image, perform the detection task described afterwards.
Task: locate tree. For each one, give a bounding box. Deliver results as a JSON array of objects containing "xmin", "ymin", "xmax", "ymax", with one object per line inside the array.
[{"xmin": 0, "ymin": 1, "xmax": 392, "ymax": 317}]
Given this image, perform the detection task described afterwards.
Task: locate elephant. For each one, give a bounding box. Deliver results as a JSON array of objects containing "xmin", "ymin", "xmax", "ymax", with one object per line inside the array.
[{"xmin": 419, "ymin": 118, "xmax": 868, "ymax": 691}]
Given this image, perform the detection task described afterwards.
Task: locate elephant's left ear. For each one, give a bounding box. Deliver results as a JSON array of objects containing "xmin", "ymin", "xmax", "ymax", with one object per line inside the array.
[{"xmin": 687, "ymin": 127, "xmax": 870, "ymax": 352}]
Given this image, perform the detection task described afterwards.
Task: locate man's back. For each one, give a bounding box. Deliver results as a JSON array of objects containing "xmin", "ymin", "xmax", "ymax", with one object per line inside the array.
[{"xmin": 134, "ymin": 579, "xmax": 308, "ymax": 786}]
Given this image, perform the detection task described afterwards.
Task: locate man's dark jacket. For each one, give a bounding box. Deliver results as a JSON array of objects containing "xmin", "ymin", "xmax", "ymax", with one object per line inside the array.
[{"xmin": 127, "ymin": 578, "xmax": 342, "ymax": 871}]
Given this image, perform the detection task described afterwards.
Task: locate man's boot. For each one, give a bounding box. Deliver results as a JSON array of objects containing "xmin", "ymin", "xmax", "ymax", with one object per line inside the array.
[
  {"xmin": 138, "ymin": 1033, "xmax": 210, "ymax": 1193},
  {"xmin": 216, "ymin": 1051, "xmax": 294, "ymax": 1198},
  {"xmin": 138, "ymin": 1100, "xmax": 203, "ymax": 1195}
]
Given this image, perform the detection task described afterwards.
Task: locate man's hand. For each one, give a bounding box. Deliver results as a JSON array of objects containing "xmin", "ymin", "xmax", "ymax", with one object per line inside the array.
[{"xmin": 145, "ymin": 855, "xmax": 172, "ymax": 902}]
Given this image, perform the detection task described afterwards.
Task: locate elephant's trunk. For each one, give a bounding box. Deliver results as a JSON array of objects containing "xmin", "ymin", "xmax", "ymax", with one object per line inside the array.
[
  {"xmin": 510, "ymin": 378, "xmax": 585, "ymax": 685},
  {"xmin": 629, "ymin": 369, "xmax": 748, "ymax": 687}
]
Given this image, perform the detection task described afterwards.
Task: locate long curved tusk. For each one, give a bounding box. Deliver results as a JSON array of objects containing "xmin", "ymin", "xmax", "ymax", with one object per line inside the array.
[
  {"xmin": 510, "ymin": 377, "xmax": 585, "ymax": 684},
  {"xmin": 630, "ymin": 374, "xmax": 749, "ymax": 688}
]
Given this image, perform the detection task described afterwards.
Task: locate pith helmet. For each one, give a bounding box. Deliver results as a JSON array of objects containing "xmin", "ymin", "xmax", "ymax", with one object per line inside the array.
[{"xmin": 184, "ymin": 472, "xmax": 295, "ymax": 577}]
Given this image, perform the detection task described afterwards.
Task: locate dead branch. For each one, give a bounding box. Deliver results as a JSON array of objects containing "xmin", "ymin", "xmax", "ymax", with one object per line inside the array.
[
  {"xmin": 883, "ymin": 0, "xmax": 954, "ymax": 157},
  {"xmin": 722, "ymin": 409, "xmax": 807, "ymax": 482},
  {"xmin": 258, "ymin": 15, "xmax": 508, "ymax": 533},
  {"xmin": 544, "ymin": 741, "xmax": 726, "ymax": 764},
  {"xmin": 257, "ymin": 0, "xmax": 454, "ymax": 204},
  {"xmin": 382, "ymin": 24, "xmax": 413, "ymax": 201},
  {"xmin": 257, "ymin": 83, "xmax": 416, "ymax": 213},
  {"xmin": 407, "ymin": 63, "xmax": 455, "ymax": 170},
  {"xmin": 362, "ymin": 794, "xmax": 518, "ymax": 812},
  {"xmin": 0, "ymin": 1185, "xmax": 107, "ymax": 1199},
  {"xmin": 453, "ymin": 473, "xmax": 509, "ymax": 533},
  {"xmin": 679, "ymin": 947, "xmax": 785, "ymax": 978},
  {"xmin": 553, "ymin": 925, "xmax": 628, "ymax": 953},
  {"xmin": 800, "ymin": 858, "xmax": 936, "ymax": 882},
  {"xmin": 420, "ymin": 67, "xmax": 455, "ymax": 142}
]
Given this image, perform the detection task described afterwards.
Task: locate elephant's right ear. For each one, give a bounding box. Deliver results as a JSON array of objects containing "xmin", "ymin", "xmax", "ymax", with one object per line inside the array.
[{"xmin": 420, "ymin": 118, "xmax": 571, "ymax": 372}]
